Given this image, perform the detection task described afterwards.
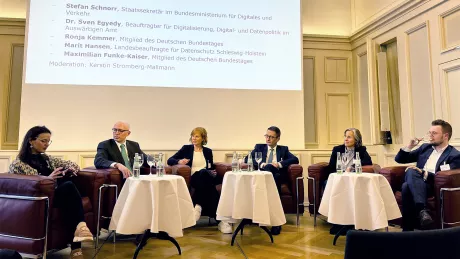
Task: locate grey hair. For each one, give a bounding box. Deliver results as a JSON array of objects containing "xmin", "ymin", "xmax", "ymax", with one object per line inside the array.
[{"xmin": 344, "ymin": 128, "xmax": 363, "ymax": 148}]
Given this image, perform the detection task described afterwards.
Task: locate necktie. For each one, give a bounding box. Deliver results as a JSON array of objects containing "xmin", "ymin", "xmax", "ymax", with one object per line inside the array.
[
  {"xmin": 267, "ymin": 148, "xmax": 274, "ymax": 163},
  {"xmin": 120, "ymin": 144, "xmax": 132, "ymax": 171}
]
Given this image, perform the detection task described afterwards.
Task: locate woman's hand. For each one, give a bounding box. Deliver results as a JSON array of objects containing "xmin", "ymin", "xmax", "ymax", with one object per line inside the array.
[
  {"xmin": 178, "ymin": 159, "xmax": 190, "ymax": 165},
  {"xmin": 49, "ymin": 167, "xmax": 67, "ymax": 179}
]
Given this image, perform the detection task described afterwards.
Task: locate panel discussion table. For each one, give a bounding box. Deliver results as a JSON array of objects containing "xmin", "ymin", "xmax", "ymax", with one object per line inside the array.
[
  {"xmin": 217, "ymin": 170, "xmax": 286, "ymax": 245},
  {"xmin": 109, "ymin": 175, "xmax": 195, "ymax": 258},
  {"xmin": 319, "ymin": 172, "xmax": 402, "ymax": 245}
]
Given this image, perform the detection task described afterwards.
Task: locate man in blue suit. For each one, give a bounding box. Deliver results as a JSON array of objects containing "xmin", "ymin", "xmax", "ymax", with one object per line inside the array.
[
  {"xmin": 395, "ymin": 119, "xmax": 460, "ymax": 231},
  {"xmin": 245, "ymin": 126, "xmax": 299, "ymax": 235}
]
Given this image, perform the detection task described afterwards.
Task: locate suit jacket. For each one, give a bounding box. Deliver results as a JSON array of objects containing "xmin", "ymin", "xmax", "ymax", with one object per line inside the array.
[
  {"xmin": 167, "ymin": 144, "xmax": 214, "ymax": 170},
  {"xmin": 395, "ymin": 143, "xmax": 460, "ymax": 172},
  {"xmin": 94, "ymin": 139, "xmax": 147, "ymax": 169},
  {"xmin": 327, "ymin": 145, "xmax": 373, "ymax": 175},
  {"xmin": 245, "ymin": 144, "xmax": 299, "ymax": 170}
]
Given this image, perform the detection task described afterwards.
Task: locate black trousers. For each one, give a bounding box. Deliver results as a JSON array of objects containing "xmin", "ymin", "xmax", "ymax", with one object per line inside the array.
[
  {"xmin": 54, "ymin": 180, "xmax": 85, "ymax": 248},
  {"xmin": 0, "ymin": 249, "xmax": 22, "ymax": 259},
  {"xmin": 190, "ymin": 169, "xmax": 222, "ymax": 218},
  {"xmin": 401, "ymin": 169, "xmax": 434, "ymax": 231}
]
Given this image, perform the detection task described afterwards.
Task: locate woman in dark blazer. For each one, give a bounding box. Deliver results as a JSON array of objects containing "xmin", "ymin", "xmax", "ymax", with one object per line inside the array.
[
  {"xmin": 325, "ymin": 128, "xmax": 373, "ymax": 235},
  {"xmin": 326, "ymin": 128, "xmax": 373, "ymax": 176},
  {"xmin": 167, "ymin": 127, "xmax": 232, "ymax": 233}
]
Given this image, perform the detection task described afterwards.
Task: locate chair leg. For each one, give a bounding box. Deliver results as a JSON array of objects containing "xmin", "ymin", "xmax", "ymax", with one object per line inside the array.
[{"xmin": 96, "ymin": 184, "xmax": 118, "ymax": 249}]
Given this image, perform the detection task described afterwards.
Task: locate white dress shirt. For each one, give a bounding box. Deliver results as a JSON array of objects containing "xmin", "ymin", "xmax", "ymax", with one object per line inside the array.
[{"xmin": 261, "ymin": 145, "xmax": 283, "ymax": 169}]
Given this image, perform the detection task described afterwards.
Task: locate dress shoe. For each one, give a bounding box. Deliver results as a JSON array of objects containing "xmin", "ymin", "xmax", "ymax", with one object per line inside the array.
[
  {"xmin": 419, "ymin": 210, "xmax": 433, "ymax": 229},
  {"xmin": 271, "ymin": 226, "xmax": 282, "ymax": 235}
]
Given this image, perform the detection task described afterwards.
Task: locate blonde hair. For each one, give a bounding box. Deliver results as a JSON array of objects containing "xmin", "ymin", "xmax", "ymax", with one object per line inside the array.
[{"xmin": 189, "ymin": 127, "xmax": 208, "ymax": 146}]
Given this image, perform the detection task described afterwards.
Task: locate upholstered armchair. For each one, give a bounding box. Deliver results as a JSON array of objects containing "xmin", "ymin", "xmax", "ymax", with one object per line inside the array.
[
  {"xmin": 0, "ymin": 171, "xmax": 105, "ymax": 258},
  {"xmin": 307, "ymin": 163, "xmax": 381, "ymax": 224},
  {"xmin": 379, "ymin": 166, "xmax": 460, "ymax": 229},
  {"xmin": 213, "ymin": 162, "xmax": 304, "ymax": 215}
]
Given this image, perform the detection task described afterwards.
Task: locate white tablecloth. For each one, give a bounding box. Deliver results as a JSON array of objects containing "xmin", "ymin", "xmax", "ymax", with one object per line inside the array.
[
  {"xmin": 319, "ymin": 173, "xmax": 401, "ymax": 230},
  {"xmin": 216, "ymin": 171, "xmax": 286, "ymax": 226},
  {"xmin": 109, "ymin": 175, "xmax": 195, "ymax": 237}
]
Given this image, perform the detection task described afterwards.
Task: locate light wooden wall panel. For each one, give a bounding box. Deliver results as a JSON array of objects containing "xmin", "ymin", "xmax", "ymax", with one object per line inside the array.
[
  {"xmin": 326, "ymin": 93, "xmax": 353, "ymax": 145},
  {"xmin": 303, "ymin": 57, "xmax": 318, "ymax": 145}
]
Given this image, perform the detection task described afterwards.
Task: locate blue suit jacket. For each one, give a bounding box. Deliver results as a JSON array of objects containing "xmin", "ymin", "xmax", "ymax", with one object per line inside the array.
[
  {"xmin": 395, "ymin": 143, "xmax": 460, "ymax": 172},
  {"xmin": 167, "ymin": 144, "xmax": 214, "ymax": 170},
  {"xmin": 245, "ymin": 144, "xmax": 299, "ymax": 170}
]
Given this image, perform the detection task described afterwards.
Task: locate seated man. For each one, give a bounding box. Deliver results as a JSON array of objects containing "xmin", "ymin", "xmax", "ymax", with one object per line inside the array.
[
  {"xmin": 395, "ymin": 119, "xmax": 460, "ymax": 231},
  {"xmin": 94, "ymin": 121, "xmax": 147, "ymax": 179},
  {"xmin": 245, "ymin": 126, "xmax": 299, "ymax": 235}
]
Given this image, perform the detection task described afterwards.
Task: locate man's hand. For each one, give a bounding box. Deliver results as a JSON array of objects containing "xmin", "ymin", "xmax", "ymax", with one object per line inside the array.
[
  {"xmin": 405, "ymin": 165, "xmax": 423, "ymax": 174},
  {"xmin": 178, "ymin": 159, "xmax": 190, "ymax": 165},
  {"xmin": 345, "ymin": 167, "xmax": 352, "ymax": 172},
  {"xmin": 271, "ymin": 162, "xmax": 280, "ymax": 168},
  {"xmin": 260, "ymin": 163, "xmax": 266, "ymax": 169},
  {"xmin": 407, "ymin": 137, "xmax": 423, "ymax": 150},
  {"xmin": 115, "ymin": 163, "xmax": 132, "ymax": 178}
]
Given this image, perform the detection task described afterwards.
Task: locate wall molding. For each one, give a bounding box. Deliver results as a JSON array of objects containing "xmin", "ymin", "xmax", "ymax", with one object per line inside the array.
[
  {"xmin": 303, "ymin": 35, "xmax": 351, "ymax": 51},
  {"xmin": 324, "ymin": 56, "xmax": 351, "ymax": 83},
  {"xmin": 325, "ymin": 93, "xmax": 354, "ymax": 145},
  {"xmin": 0, "ymin": 18, "xmax": 25, "ymax": 36},
  {"xmin": 438, "ymin": 4, "xmax": 460, "ymax": 53},
  {"xmin": 303, "ymin": 56, "xmax": 319, "ymax": 146},
  {"xmin": 404, "ymin": 20, "xmax": 436, "ymax": 138}
]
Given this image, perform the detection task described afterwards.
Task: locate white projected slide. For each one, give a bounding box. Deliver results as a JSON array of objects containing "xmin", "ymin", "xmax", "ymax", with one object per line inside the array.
[{"xmin": 25, "ymin": 0, "xmax": 302, "ymax": 90}]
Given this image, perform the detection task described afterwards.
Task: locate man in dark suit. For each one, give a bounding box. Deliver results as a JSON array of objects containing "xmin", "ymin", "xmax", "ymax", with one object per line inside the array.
[
  {"xmin": 395, "ymin": 119, "xmax": 460, "ymax": 231},
  {"xmin": 245, "ymin": 126, "xmax": 299, "ymax": 235},
  {"xmin": 94, "ymin": 121, "xmax": 147, "ymax": 178}
]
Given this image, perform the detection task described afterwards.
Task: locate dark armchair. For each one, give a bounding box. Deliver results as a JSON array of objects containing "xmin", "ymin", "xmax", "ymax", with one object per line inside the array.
[
  {"xmin": 379, "ymin": 166, "xmax": 460, "ymax": 228},
  {"xmin": 0, "ymin": 171, "xmax": 105, "ymax": 258}
]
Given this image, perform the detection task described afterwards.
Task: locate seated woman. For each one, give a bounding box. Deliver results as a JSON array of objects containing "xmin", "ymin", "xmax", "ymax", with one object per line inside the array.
[
  {"xmin": 167, "ymin": 127, "xmax": 232, "ymax": 234},
  {"xmin": 9, "ymin": 126, "xmax": 93, "ymax": 259},
  {"xmin": 325, "ymin": 127, "xmax": 373, "ymax": 235},
  {"xmin": 326, "ymin": 127, "xmax": 373, "ymax": 176}
]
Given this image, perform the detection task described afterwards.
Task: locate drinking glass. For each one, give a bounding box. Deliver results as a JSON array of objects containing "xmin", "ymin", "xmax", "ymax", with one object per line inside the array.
[
  {"xmin": 255, "ymin": 152, "xmax": 262, "ymax": 171},
  {"xmin": 146, "ymin": 154, "xmax": 155, "ymax": 175},
  {"xmin": 137, "ymin": 153, "xmax": 144, "ymax": 167}
]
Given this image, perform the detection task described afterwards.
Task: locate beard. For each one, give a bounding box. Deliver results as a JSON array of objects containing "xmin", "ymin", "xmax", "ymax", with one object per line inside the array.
[{"xmin": 430, "ymin": 140, "xmax": 443, "ymax": 147}]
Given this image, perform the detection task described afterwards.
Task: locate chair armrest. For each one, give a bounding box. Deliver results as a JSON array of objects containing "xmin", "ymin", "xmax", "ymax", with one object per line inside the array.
[
  {"xmin": 169, "ymin": 165, "xmax": 191, "ymax": 186},
  {"xmin": 363, "ymin": 164, "xmax": 381, "ymax": 173},
  {"xmin": 435, "ymin": 169, "xmax": 460, "ymax": 227},
  {"xmin": 287, "ymin": 164, "xmax": 303, "ymax": 204},
  {"xmin": 379, "ymin": 166, "xmax": 407, "ymax": 193},
  {"xmin": 214, "ymin": 162, "xmax": 231, "ymax": 178},
  {"xmin": 307, "ymin": 162, "xmax": 328, "ymax": 214},
  {"xmin": 0, "ymin": 173, "xmax": 55, "ymax": 240}
]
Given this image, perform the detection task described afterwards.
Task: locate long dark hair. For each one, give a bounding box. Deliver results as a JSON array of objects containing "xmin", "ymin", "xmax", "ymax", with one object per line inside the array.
[{"xmin": 18, "ymin": 126, "xmax": 52, "ymax": 164}]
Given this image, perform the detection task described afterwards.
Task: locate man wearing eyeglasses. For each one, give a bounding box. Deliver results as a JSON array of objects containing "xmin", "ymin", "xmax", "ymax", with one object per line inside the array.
[
  {"xmin": 395, "ymin": 119, "xmax": 460, "ymax": 231},
  {"xmin": 94, "ymin": 121, "xmax": 147, "ymax": 178},
  {"xmin": 245, "ymin": 126, "xmax": 299, "ymax": 235}
]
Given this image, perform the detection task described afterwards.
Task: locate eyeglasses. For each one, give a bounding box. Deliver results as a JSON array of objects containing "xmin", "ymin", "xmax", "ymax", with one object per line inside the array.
[
  {"xmin": 264, "ymin": 134, "xmax": 278, "ymax": 140},
  {"xmin": 37, "ymin": 138, "xmax": 52, "ymax": 145},
  {"xmin": 112, "ymin": 128, "xmax": 129, "ymax": 133},
  {"xmin": 426, "ymin": 131, "xmax": 440, "ymax": 137}
]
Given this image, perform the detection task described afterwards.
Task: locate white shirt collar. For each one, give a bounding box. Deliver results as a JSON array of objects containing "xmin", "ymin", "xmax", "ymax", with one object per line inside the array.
[{"xmin": 267, "ymin": 145, "xmax": 277, "ymax": 151}]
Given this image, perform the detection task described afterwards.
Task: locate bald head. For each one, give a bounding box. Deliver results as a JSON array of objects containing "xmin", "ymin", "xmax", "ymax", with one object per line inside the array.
[{"xmin": 112, "ymin": 121, "xmax": 131, "ymax": 143}]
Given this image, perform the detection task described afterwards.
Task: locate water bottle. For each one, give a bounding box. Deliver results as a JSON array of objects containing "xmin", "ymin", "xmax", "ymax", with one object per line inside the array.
[
  {"xmin": 133, "ymin": 153, "xmax": 140, "ymax": 178},
  {"xmin": 336, "ymin": 152, "xmax": 343, "ymax": 174},
  {"xmin": 231, "ymin": 151, "xmax": 238, "ymax": 172},
  {"xmin": 355, "ymin": 152, "xmax": 362, "ymax": 174},
  {"xmin": 247, "ymin": 152, "xmax": 254, "ymax": 172},
  {"xmin": 157, "ymin": 153, "xmax": 164, "ymax": 177}
]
